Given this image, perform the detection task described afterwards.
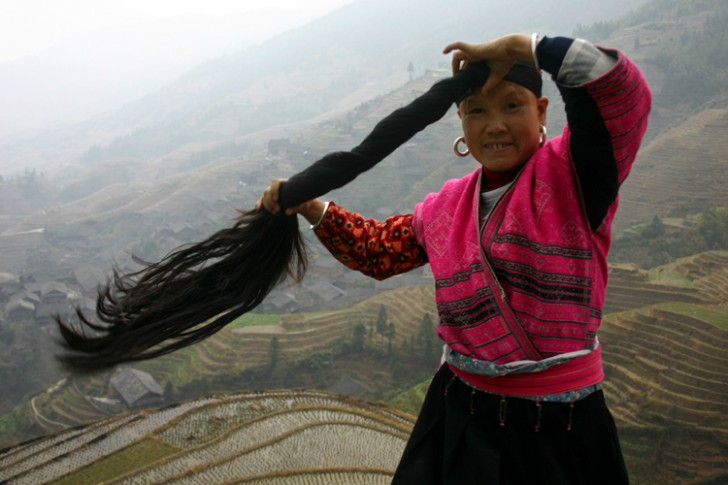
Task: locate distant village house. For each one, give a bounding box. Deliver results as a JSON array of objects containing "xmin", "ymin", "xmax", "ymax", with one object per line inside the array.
[{"xmin": 110, "ymin": 367, "xmax": 165, "ymax": 409}]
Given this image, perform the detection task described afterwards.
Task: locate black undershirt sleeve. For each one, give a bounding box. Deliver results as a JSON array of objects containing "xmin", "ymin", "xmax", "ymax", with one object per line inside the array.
[
  {"xmin": 560, "ymin": 86, "xmax": 618, "ymax": 231},
  {"xmin": 538, "ymin": 36, "xmax": 618, "ymax": 231}
]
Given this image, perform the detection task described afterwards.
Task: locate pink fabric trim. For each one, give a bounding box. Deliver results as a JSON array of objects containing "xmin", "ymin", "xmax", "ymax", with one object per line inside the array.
[{"xmin": 449, "ymin": 346, "xmax": 604, "ymax": 396}]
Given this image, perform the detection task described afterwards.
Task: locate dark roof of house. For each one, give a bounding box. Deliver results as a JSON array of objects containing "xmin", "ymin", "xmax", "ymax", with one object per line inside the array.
[
  {"xmin": 0, "ymin": 272, "xmax": 20, "ymax": 285},
  {"xmin": 5, "ymin": 299, "xmax": 35, "ymax": 314},
  {"xmin": 110, "ymin": 367, "xmax": 164, "ymax": 407},
  {"xmin": 266, "ymin": 293, "xmax": 297, "ymax": 309},
  {"xmin": 73, "ymin": 265, "xmax": 108, "ymax": 293},
  {"xmin": 10, "ymin": 290, "xmax": 41, "ymax": 304},
  {"xmin": 40, "ymin": 281, "xmax": 72, "ymax": 297},
  {"xmin": 305, "ymin": 281, "xmax": 347, "ymax": 302},
  {"xmin": 328, "ymin": 376, "xmax": 370, "ymax": 398}
]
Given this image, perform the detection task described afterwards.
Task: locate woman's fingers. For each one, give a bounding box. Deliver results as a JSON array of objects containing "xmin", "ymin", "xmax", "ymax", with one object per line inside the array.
[
  {"xmin": 443, "ymin": 41, "xmax": 472, "ymax": 55},
  {"xmin": 257, "ymin": 179, "xmax": 287, "ymax": 214},
  {"xmin": 451, "ymin": 51, "xmax": 469, "ymax": 74},
  {"xmin": 444, "ymin": 42, "xmax": 472, "ymax": 74}
]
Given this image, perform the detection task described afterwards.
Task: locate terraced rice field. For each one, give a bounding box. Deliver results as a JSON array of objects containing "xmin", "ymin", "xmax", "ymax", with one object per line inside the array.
[
  {"xmin": 617, "ymin": 100, "xmax": 728, "ymax": 231},
  {"xmin": 18, "ymin": 284, "xmax": 435, "ymax": 439},
  {"xmin": 0, "ymin": 391, "xmax": 413, "ymax": 485},
  {"xmin": 596, "ymin": 253, "xmax": 728, "ymax": 483},
  {"xmin": 604, "ymin": 267, "xmax": 705, "ymax": 314},
  {"xmin": 3, "ymin": 252, "xmax": 727, "ymax": 484},
  {"xmin": 671, "ymin": 251, "xmax": 728, "ymax": 304},
  {"xmin": 600, "ymin": 304, "xmax": 728, "ymax": 482}
]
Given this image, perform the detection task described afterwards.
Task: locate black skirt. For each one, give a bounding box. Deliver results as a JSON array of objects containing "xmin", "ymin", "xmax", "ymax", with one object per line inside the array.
[{"xmin": 392, "ymin": 365, "xmax": 628, "ymax": 485}]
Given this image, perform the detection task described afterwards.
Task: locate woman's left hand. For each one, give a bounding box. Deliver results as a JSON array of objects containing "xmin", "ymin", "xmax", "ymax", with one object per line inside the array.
[{"xmin": 443, "ymin": 33, "xmax": 532, "ymax": 95}]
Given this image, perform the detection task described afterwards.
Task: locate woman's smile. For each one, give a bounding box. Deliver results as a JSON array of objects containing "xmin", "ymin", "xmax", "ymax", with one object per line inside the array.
[{"xmin": 483, "ymin": 141, "xmax": 514, "ymax": 151}]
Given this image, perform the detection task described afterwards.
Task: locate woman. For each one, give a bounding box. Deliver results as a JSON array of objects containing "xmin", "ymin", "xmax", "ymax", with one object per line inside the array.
[{"xmin": 261, "ymin": 32, "xmax": 651, "ymax": 484}]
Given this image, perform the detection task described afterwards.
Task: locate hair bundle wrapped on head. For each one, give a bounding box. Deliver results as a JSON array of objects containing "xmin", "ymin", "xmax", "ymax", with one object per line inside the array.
[{"xmin": 56, "ymin": 63, "xmax": 490, "ymax": 369}]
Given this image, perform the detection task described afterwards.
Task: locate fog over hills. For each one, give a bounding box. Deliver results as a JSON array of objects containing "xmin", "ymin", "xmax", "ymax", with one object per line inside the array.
[
  {"xmin": 0, "ymin": 0, "xmax": 639, "ymax": 177},
  {"xmin": 0, "ymin": 4, "xmax": 353, "ymax": 140}
]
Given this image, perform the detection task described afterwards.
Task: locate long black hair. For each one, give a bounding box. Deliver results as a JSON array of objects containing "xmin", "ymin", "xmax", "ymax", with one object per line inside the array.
[{"xmin": 56, "ymin": 63, "xmax": 489, "ymax": 368}]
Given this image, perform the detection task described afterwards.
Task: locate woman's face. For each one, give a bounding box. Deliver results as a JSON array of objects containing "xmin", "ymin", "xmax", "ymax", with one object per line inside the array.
[{"xmin": 459, "ymin": 81, "xmax": 548, "ymax": 172}]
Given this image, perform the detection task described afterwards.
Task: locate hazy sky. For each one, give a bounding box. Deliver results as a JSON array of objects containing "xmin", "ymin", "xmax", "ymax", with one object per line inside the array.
[{"xmin": 0, "ymin": 0, "xmax": 353, "ymax": 62}]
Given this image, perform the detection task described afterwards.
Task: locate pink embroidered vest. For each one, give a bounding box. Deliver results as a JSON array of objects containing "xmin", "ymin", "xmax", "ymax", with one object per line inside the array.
[{"xmin": 413, "ymin": 54, "xmax": 650, "ymax": 391}]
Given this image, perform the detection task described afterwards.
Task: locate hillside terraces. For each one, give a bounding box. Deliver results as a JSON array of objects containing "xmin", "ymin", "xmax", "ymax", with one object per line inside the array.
[
  {"xmin": 604, "ymin": 265, "xmax": 705, "ymax": 314},
  {"xmin": 670, "ymin": 251, "xmax": 728, "ymax": 303},
  {"xmin": 16, "ymin": 255, "xmax": 726, "ymax": 439},
  {"xmin": 0, "ymin": 391, "xmax": 414, "ymax": 485},
  {"xmin": 3, "ymin": 252, "xmax": 726, "ymax": 483},
  {"xmin": 226, "ymin": 284, "xmax": 436, "ymax": 366},
  {"xmin": 617, "ymin": 99, "xmax": 728, "ymax": 231},
  {"xmin": 599, "ymin": 304, "xmax": 728, "ymax": 483},
  {"xmin": 20, "ymin": 285, "xmax": 437, "ymax": 438}
]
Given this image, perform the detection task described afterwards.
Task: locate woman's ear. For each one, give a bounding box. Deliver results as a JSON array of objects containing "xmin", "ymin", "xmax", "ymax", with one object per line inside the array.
[{"xmin": 537, "ymin": 96, "xmax": 549, "ymax": 124}]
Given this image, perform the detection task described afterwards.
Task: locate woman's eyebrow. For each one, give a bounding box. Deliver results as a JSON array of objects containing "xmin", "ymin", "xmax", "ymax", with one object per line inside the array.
[
  {"xmin": 498, "ymin": 88, "xmax": 523, "ymax": 101},
  {"xmin": 462, "ymin": 87, "xmax": 523, "ymax": 108}
]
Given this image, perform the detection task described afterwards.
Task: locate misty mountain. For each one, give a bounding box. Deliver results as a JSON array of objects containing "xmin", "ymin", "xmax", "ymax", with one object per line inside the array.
[
  {"xmin": 0, "ymin": 6, "xmax": 349, "ymax": 140},
  {"xmin": 0, "ymin": 0, "xmax": 726, "ymax": 276},
  {"xmin": 0, "ymin": 0, "xmax": 640, "ymax": 178}
]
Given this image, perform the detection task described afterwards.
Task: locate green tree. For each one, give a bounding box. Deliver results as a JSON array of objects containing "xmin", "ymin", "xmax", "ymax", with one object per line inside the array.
[
  {"xmin": 352, "ymin": 322, "xmax": 367, "ymax": 352},
  {"xmin": 698, "ymin": 206, "xmax": 728, "ymax": 249},
  {"xmin": 386, "ymin": 322, "xmax": 396, "ymax": 356},
  {"xmin": 417, "ymin": 314, "xmax": 437, "ymax": 361},
  {"xmin": 164, "ymin": 381, "xmax": 174, "ymax": 402},
  {"xmin": 269, "ymin": 336, "xmax": 280, "ymax": 372},
  {"xmin": 642, "ymin": 215, "xmax": 665, "ymax": 239},
  {"xmin": 376, "ymin": 305, "xmax": 388, "ymax": 345}
]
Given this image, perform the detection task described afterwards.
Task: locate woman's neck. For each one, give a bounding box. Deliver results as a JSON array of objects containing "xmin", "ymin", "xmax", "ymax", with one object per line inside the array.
[{"xmin": 482, "ymin": 166, "xmax": 521, "ymax": 191}]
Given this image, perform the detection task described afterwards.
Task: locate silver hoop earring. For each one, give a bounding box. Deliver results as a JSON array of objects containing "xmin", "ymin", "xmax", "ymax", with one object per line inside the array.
[
  {"xmin": 539, "ymin": 124, "xmax": 547, "ymax": 147},
  {"xmin": 453, "ymin": 136, "xmax": 470, "ymax": 157}
]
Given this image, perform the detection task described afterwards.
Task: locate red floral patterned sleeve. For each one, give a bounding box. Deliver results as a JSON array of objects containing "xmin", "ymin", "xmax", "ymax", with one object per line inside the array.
[{"xmin": 313, "ymin": 202, "xmax": 428, "ymax": 281}]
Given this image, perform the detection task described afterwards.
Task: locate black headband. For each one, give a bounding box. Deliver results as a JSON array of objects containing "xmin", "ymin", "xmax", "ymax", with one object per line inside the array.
[
  {"xmin": 503, "ymin": 60, "xmax": 542, "ymax": 97},
  {"xmin": 457, "ymin": 60, "xmax": 542, "ymax": 104}
]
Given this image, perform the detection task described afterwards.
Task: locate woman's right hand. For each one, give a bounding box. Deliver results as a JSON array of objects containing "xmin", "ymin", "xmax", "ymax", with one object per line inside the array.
[
  {"xmin": 255, "ymin": 178, "xmax": 326, "ymax": 225},
  {"xmin": 256, "ymin": 178, "xmax": 286, "ymax": 215}
]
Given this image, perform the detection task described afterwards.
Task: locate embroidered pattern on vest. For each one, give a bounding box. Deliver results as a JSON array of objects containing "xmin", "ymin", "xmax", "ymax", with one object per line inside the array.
[
  {"xmin": 437, "ymin": 287, "xmax": 497, "ymax": 328},
  {"xmin": 491, "ymin": 257, "xmax": 593, "ymax": 303},
  {"xmin": 493, "ymin": 233, "xmax": 593, "ymax": 259}
]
